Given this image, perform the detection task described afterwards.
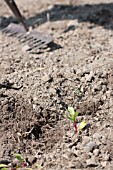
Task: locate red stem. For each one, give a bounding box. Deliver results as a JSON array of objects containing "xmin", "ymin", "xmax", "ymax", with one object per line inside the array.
[{"xmin": 73, "ymin": 121, "xmax": 78, "ymax": 133}]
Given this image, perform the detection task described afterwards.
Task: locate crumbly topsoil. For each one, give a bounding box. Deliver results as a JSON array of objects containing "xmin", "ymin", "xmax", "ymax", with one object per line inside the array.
[{"xmin": 0, "ymin": 0, "xmax": 113, "ymax": 169}]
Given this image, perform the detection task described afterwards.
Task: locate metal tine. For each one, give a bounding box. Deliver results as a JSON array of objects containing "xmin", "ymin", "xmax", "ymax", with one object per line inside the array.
[
  {"xmin": 19, "ymin": 36, "xmax": 34, "ymax": 43},
  {"xmin": 36, "ymin": 39, "xmax": 50, "ymax": 49},
  {"xmin": 18, "ymin": 33, "xmax": 31, "ymax": 40},
  {"xmin": 26, "ymin": 42, "xmax": 42, "ymax": 51},
  {"xmin": 28, "ymin": 38, "xmax": 41, "ymax": 46},
  {"xmin": 2, "ymin": 28, "xmax": 11, "ymax": 33},
  {"xmin": 17, "ymin": 33, "xmax": 26, "ymax": 39},
  {"xmin": 28, "ymin": 41, "xmax": 47, "ymax": 52},
  {"xmin": 36, "ymin": 41, "xmax": 47, "ymax": 49},
  {"xmin": 28, "ymin": 41, "xmax": 44, "ymax": 51},
  {"xmin": 18, "ymin": 34, "xmax": 27, "ymax": 40},
  {"xmin": 6, "ymin": 30, "xmax": 18, "ymax": 36},
  {"xmin": 29, "ymin": 39, "xmax": 43, "ymax": 48}
]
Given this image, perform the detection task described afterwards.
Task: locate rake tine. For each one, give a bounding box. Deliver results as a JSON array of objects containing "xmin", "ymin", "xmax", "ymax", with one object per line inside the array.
[
  {"xmin": 28, "ymin": 39, "xmax": 41, "ymax": 46},
  {"xmin": 2, "ymin": 28, "xmax": 10, "ymax": 33},
  {"xmin": 28, "ymin": 41, "xmax": 48, "ymax": 52},
  {"xmin": 28, "ymin": 41, "xmax": 44, "ymax": 51},
  {"xmin": 7, "ymin": 30, "xmax": 18, "ymax": 36},
  {"xmin": 17, "ymin": 33, "xmax": 26, "ymax": 39},
  {"xmin": 3, "ymin": 1, "xmax": 53, "ymax": 51},
  {"xmin": 18, "ymin": 34, "xmax": 28, "ymax": 41},
  {"xmin": 19, "ymin": 36, "xmax": 34, "ymax": 43},
  {"xmin": 26, "ymin": 42, "xmax": 43, "ymax": 51},
  {"xmin": 18, "ymin": 33, "xmax": 31, "ymax": 40}
]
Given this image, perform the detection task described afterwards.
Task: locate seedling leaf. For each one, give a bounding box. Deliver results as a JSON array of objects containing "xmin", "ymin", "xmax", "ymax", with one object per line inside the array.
[
  {"xmin": 67, "ymin": 107, "xmax": 79, "ymax": 122},
  {"xmin": 68, "ymin": 106, "xmax": 75, "ymax": 115},
  {"xmin": 14, "ymin": 153, "xmax": 24, "ymax": 162},
  {"xmin": 67, "ymin": 115, "xmax": 73, "ymax": 121},
  {"xmin": 79, "ymin": 120, "xmax": 87, "ymax": 130},
  {"xmin": 0, "ymin": 164, "xmax": 7, "ymax": 168},
  {"xmin": 1, "ymin": 168, "xmax": 8, "ymax": 170}
]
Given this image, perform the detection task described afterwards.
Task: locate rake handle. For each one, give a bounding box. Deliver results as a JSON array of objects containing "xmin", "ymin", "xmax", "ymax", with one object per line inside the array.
[{"xmin": 4, "ymin": 0, "xmax": 29, "ymax": 31}]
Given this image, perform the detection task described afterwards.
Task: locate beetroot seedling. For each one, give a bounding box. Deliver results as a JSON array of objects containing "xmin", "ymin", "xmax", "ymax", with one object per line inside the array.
[
  {"xmin": 67, "ymin": 106, "xmax": 79, "ymax": 133},
  {"xmin": 66, "ymin": 107, "xmax": 87, "ymax": 133}
]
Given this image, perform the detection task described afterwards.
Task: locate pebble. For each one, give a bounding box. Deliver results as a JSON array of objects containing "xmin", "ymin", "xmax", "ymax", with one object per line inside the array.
[
  {"xmin": 102, "ymin": 85, "xmax": 107, "ymax": 93},
  {"xmin": 102, "ymin": 153, "xmax": 110, "ymax": 161},
  {"xmin": 85, "ymin": 73, "xmax": 94, "ymax": 82},
  {"xmin": 101, "ymin": 161, "xmax": 107, "ymax": 167},
  {"xmin": 101, "ymin": 94, "xmax": 107, "ymax": 101},
  {"xmin": 84, "ymin": 141, "xmax": 97, "ymax": 152},
  {"xmin": 93, "ymin": 133, "xmax": 102, "ymax": 140},
  {"xmin": 33, "ymin": 104, "xmax": 37, "ymax": 110},
  {"xmin": 82, "ymin": 136, "xmax": 91, "ymax": 146},
  {"xmin": 86, "ymin": 156, "xmax": 97, "ymax": 166},
  {"xmin": 93, "ymin": 83, "xmax": 102, "ymax": 91},
  {"xmin": 76, "ymin": 69, "xmax": 82, "ymax": 75},
  {"xmin": 93, "ymin": 149, "xmax": 99, "ymax": 156}
]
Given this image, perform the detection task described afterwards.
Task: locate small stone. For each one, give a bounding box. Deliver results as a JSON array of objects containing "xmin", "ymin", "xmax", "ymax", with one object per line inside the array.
[
  {"xmin": 86, "ymin": 156, "xmax": 97, "ymax": 166},
  {"xmin": 33, "ymin": 104, "xmax": 37, "ymax": 110},
  {"xmin": 101, "ymin": 161, "xmax": 107, "ymax": 167},
  {"xmin": 85, "ymin": 73, "xmax": 94, "ymax": 82},
  {"xmin": 80, "ymin": 86, "xmax": 86, "ymax": 93},
  {"xmin": 101, "ymin": 71, "xmax": 107, "ymax": 78},
  {"xmin": 102, "ymin": 85, "xmax": 107, "ymax": 93},
  {"xmin": 81, "ymin": 77, "xmax": 86, "ymax": 82},
  {"xmin": 71, "ymin": 147, "xmax": 82, "ymax": 156},
  {"xmin": 106, "ymin": 90, "xmax": 111, "ymax": 97},
  {"xmin": 102, "ymin": 153, "xmax": 110, "ymax": 161},
  {"xmin": 76, "ymin": 69, "xmax": 82, "ymax": 75},
  {"xmin": 101, "ymin": 94, "xmax": 107, "ymax": 101},
  {"xmin": 104, "ymin": 103, "xmax": 110, "ymax": 109},
  {"xmin": 84, "ymin": 141, "xmax": 97, "ymax": 152},
  {"xmin": 93, "ymin": 133, "xmax": 102, "ymax": 140},
  {"xmin": 82, "ymin": 136, "xmax": 91, "ymax": 146},
  {"xmin": 33, "ymin": 96, "xmax": 38, "ymax": 102},
  {"xmin": 93, "ymin": 84, "xmax": 102, "ymax": 92},
  {"xmin": 93, "ymin": 149, "xmax": 99, "ymax": 156}
]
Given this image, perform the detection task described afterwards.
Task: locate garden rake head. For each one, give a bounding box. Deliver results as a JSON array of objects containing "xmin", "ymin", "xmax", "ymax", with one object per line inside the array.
[{"xmin": 2, "ymin": 0, "xmax": 53, "ymax": 52}]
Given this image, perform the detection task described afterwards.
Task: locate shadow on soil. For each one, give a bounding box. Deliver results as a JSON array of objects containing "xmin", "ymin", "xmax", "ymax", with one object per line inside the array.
[{"xmin": 1, "ymin": 3, "xmax": 113, "ymax": 30}]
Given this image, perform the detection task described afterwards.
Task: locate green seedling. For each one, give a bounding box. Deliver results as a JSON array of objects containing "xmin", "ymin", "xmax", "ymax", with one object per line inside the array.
[
  {"xmin": 67, "ymin": 106, "xmax": 79, "ymax": 133},
  {"xmin": 13, "ymin": 154, "xmax": 24, "ymax": 163},
  {"xmin": 66, "ymin": 107, "xmax": 87, "ymax": 133},
  {"xmin": 74, "ymin": 88, "xmax": 80, "ymax": 96},
  {"xmin": 10, "ymin": 154, "xmax": 28, "ymax": 170},
  {"xmin": 0, "ymin": 154, "xmax": 34, "ymax": 170}
]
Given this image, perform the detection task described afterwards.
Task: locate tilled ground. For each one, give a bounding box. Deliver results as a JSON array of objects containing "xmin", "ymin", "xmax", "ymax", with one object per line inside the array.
[{"xmin": 0, "ymin": 0, "xmax": 113, "ymax": 169}]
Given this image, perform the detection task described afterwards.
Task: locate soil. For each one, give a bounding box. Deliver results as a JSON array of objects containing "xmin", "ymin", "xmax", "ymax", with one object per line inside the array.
[{"xmin": 0, "ymin": 0, "xmax": 113, "ymax": 169}]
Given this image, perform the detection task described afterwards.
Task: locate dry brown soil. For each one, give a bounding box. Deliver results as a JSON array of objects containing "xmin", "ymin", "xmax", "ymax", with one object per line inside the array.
[{"xmin": 0, "ymin": 0, "xmax": 113, "ymax": 169}]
